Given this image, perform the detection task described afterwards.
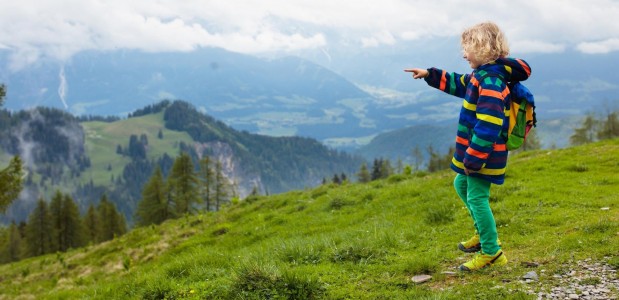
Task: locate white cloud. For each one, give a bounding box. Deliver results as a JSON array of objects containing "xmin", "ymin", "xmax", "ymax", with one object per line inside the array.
[
  {"xmin": 577, "ymin": 38, "xmax": 619, "ymax": 54},
  {"xmin": 1, "ymin": 0, "xmax": 619, "ymax": 69},
  {"xmin": 510, "ymin": 40, "xmax": 566, "ymax": 54}
]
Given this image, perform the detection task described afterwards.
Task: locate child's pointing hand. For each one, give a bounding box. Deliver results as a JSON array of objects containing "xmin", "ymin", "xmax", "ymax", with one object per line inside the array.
[{"xmin": 404, "ymin": 68, "xmax": 429, "ymax": 79}]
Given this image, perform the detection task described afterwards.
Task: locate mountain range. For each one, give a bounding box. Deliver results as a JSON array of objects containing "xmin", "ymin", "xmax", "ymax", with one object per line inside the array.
[{"xmin": 3, "ymin": 46, "xmax": 616, "ymax": 154}]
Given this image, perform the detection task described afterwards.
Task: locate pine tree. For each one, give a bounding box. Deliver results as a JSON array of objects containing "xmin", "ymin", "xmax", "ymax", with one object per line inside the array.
[
  {"xmin": 0, "ymin": 86, "xmax": 23, "ymax": 214},
  {"xmin": 168, "ymin": 153, "xmax": 198, "ymax": 215},
  {"xmin": 83, "ymin": 204, "xmax": 101, "ymax": 244},
  {"xmin": 371, "ymin": 159, "xmax": 382, "ymax": 181},
  {"xmin": 380, "ymin": 159, "xmax": 393, "ymax": 178},
  {"xmin": 59, "ymin": 194, "xmax": 85, "ymax": 251},
  {"xmin": 25, "ymin": 198, "xmax": 56, "ymax": 257},
  {"xmin": 597, "ymin": 111, "xmax": 619, "ymax": 140},
  {"xmin": 49, "ymin": 191, "xmax": 64, "ymax": 252},
  {"xmin": 97, "ymin": 195, "xmax": 126, "ymax": 241},
  {"xmin": 332, "ymin": 174, "xmax": 341, "ymax": 185},
  {"xmin": 214, "ymin": 160, "xmax": 229, "ymax": 211},
  {"xmin": 6, "ymin": 221, "xmax": 23, "ymax": 262},
  {"xmin": 0, "ymin": 156, "xmax": 23, "ymax": 213},
  {"xmin": 570, "ymin": 114, "xmax": 599, "ymax": 146},
  {"xmin": 198, "ymin": 156, "xmax": 215, "ymax": 211},
  {"xmin": 136, "ymin": 167, "xmax": 169, "ymax": 226},
  {"xmin": 357, "ymin": 162, "xmax": 371, "ymax": 183}
]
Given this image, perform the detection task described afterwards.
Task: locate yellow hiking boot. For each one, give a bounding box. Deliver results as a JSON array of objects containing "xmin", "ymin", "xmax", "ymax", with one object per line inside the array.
[
  {"xmin": 459, "ymin": 249, "xmax": 507, "ymax": 272},
  {"xmin": 457, "ymin": 233, "xmax": 502, "ymax": 253}
]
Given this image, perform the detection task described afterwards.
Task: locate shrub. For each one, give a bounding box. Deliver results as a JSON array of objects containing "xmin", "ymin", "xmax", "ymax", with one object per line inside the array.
[
  {"xmin": 230, "ymin": 262, "xmax": 325, "ymax": 299},
  {"xmin": 567, "ymin": 164, "xmax": 589, "ymax": 172},
  {"xmin": 275, "ymin": 240, "xmax": 323, "ymax": 265},
  {"xmin": 401, "ymin": 256, "xmax": 440, "ymax": 275},
  {"xmin": 330, "ymin": 239, "xmax": 387, "ymax": 264}
]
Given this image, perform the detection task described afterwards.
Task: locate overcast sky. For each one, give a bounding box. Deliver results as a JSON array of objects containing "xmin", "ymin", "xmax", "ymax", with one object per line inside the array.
[{"xmin": 1, "ymin": 0, "xmax": 619, "ymax": 70}]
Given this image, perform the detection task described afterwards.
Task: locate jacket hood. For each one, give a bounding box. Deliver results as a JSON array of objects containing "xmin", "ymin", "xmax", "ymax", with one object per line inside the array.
[{"xmin": 478, "ymin": 57, "xmax": 531, "ymax": 82}]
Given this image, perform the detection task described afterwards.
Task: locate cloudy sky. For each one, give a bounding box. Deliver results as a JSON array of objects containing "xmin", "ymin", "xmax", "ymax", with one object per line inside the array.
[{"xmin": 1, "ymin": 0, "xmax": 619, "ymax": 70}]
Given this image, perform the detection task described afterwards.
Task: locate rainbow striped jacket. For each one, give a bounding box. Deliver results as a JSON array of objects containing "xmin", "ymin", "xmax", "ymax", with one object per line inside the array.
[{"xmin": 424, "ymin": 58, "xmax": 532, "ymax": 184}]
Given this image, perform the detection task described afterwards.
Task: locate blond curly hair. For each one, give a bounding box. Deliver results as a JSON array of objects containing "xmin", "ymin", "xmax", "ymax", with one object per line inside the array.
[{"xmin": 461, "ymin": 22, "xmax": 510, "ymax": 64}]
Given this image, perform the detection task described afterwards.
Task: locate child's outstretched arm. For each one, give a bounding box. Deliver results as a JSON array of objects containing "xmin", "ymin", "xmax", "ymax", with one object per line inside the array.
[
  {"xmin": 404, "ymin": 68, "xmax": 428, "ymax": 79},
  {"xmin": 406, "ymin": 68, "xmax": 471, "ymax": 99}
]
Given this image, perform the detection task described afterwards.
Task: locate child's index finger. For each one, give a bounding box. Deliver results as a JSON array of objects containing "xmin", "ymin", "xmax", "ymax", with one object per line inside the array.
[{"xmin": 403, "ymin": 69, "xmax": 415, "ymax": 72}]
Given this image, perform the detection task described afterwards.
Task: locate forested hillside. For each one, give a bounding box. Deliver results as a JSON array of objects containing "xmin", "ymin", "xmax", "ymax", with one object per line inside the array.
[{"xmin": 0, "ymin": 100, "xmax": 363, "ymax": 224}]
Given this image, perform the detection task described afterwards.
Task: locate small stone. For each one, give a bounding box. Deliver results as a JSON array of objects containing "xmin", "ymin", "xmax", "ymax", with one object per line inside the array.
[
  {"xmin": 411, "ymin": 274, "xmax": 432, "ymax": 284},
  {"xmin": 441, "ymin": 271, "xmax": 457, "ymax": 276},
  {"xmin": 523, "ymin": 271, "xmax": 539, "ymax": 281},
  {"xmin": 569, "ymin": 294, "xmax": 579, "ymax": 299},
  {"xmin": 600, "ymin": 207, "xmax": 610, "ymax": 210},
  {"xmin": 521, "ymin": 261, "xmax": 539, "ymax": 268}
]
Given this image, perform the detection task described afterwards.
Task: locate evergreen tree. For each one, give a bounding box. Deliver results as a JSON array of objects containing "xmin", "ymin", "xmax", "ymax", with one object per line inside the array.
[
  {"xmin": 0, "ymin": 227, "xmax": 7, "ymax": 263},
  {"xmin": 214, "ymin": 160, "xmax": 229, "ymax": 211},
  {"xmin": 83, "ymin": 204, "xmax": 101, "ymax": 244},
  {"xmin": 570, "ymin": 114, "xmax": 598, "ymax": 146},
  {"xmin": 25, "ymin": 198, "xmax": 56, "ymax": 257},
  {"xmin": 0, "ymin": 156, "xmax": 23, "ymax": 213},
  {"xmin": 357, "ymin": 162, "xmax": 371, "ymax": 183},
  {"xmin": 136, "ymin": 167, "xmax": 169, "ymax": 226},
  {"xmin": 98, "ymin": 195, "xmax": 127, "ymax": 242},
  {"xmin": 49, "ymin": 191, "xmax": 85, "ymax": 251},
  {"xmin": 371, "ymin": 159, "xmax": 382, "ymax": 181},
  {"xmin": 332, "ymin": 174, "xmax": 341, "ymax": 185},
  {"xmin": 427, "ymin": 146, "xmax": 454, "ymax": 172},
  {"xmin": 198, "ymin": 156, "xmax": 215, "ymax": 211},
  {"xmin": 6, "ymin": 221, "xmax": 23, "ymax": 262},
  {"xmin": 0, "ymin": 86, "xmax": 23, "ymax": 214},
  {"xmin": 597, "ymin": 111, "xmax": 619, "ymax": 140},
  {"xmin": 427, "ymin": 146, "xmax": 441, "ymax": 172},
  {"xmin": 380, "ymin": 159, "xmax": 393, "ymax": 178},
  {"xmin": 49, "ymin": 190, "xmax": 64, "ymax": 252},
  {"xmin": 168, "ymin": 153, "xmax": 199, "ymax": 215},
  {"xmin": 59, "ymin": 194, "xmax": 85, "ymax": 251}
]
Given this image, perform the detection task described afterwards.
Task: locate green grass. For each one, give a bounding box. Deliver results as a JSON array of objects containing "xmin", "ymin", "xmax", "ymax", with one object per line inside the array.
[
  {"xmin": 81, "ymin": 112, "xmax": 194, "ymax": 186},
  {"xmin": 1, "ymin": 139, "xmax": 618, "ymax": 299}
]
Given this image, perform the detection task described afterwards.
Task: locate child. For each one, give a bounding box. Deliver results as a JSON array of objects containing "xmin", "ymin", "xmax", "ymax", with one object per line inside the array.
[{"xmin": 405, "ymin": 22, "xmax": 531, "ymax": 271}]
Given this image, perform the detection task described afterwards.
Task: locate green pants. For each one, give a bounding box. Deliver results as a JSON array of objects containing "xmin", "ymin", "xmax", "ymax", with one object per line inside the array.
[{"xmin": 454, "ymin": 174, "xmax": 500, "ymax": 255}]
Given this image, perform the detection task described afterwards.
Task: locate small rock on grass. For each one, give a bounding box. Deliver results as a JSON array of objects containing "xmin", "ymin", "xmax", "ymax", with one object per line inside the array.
[
  {"xmin": 411, "ymin": 274, "xmax": 432, "ymax": 284},
  {"xmin": 521, "ymin": 261, "xmax": 539, "ymax": 268},
  {"xmin": 523, "ymin": 271, "xmax": 539, "ymax": 281}
]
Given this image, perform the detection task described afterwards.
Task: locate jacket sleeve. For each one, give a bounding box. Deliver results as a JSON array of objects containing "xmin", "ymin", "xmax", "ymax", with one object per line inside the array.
[
  {"xmin": 463, "ymin": 75, "xmax": 508, "ymax": 171},
  {"xmin": 423, "ymin": 68, "xmax": 471, "ymax": 99}
]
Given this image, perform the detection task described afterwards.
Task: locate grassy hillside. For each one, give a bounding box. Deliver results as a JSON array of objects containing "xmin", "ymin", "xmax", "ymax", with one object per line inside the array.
[
  {"xmin": 1, "ymin": 139, "xmax": 618, "ymax": 299},
  {"xmin": 81, "ymin": 111, "xmax": 194, "ymax": 187}
]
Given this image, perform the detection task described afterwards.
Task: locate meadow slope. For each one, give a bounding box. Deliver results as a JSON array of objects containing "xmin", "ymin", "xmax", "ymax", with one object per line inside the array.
[{"xmin": 1, "ymin": 139, "xmax": 618, "ymax": 299}]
